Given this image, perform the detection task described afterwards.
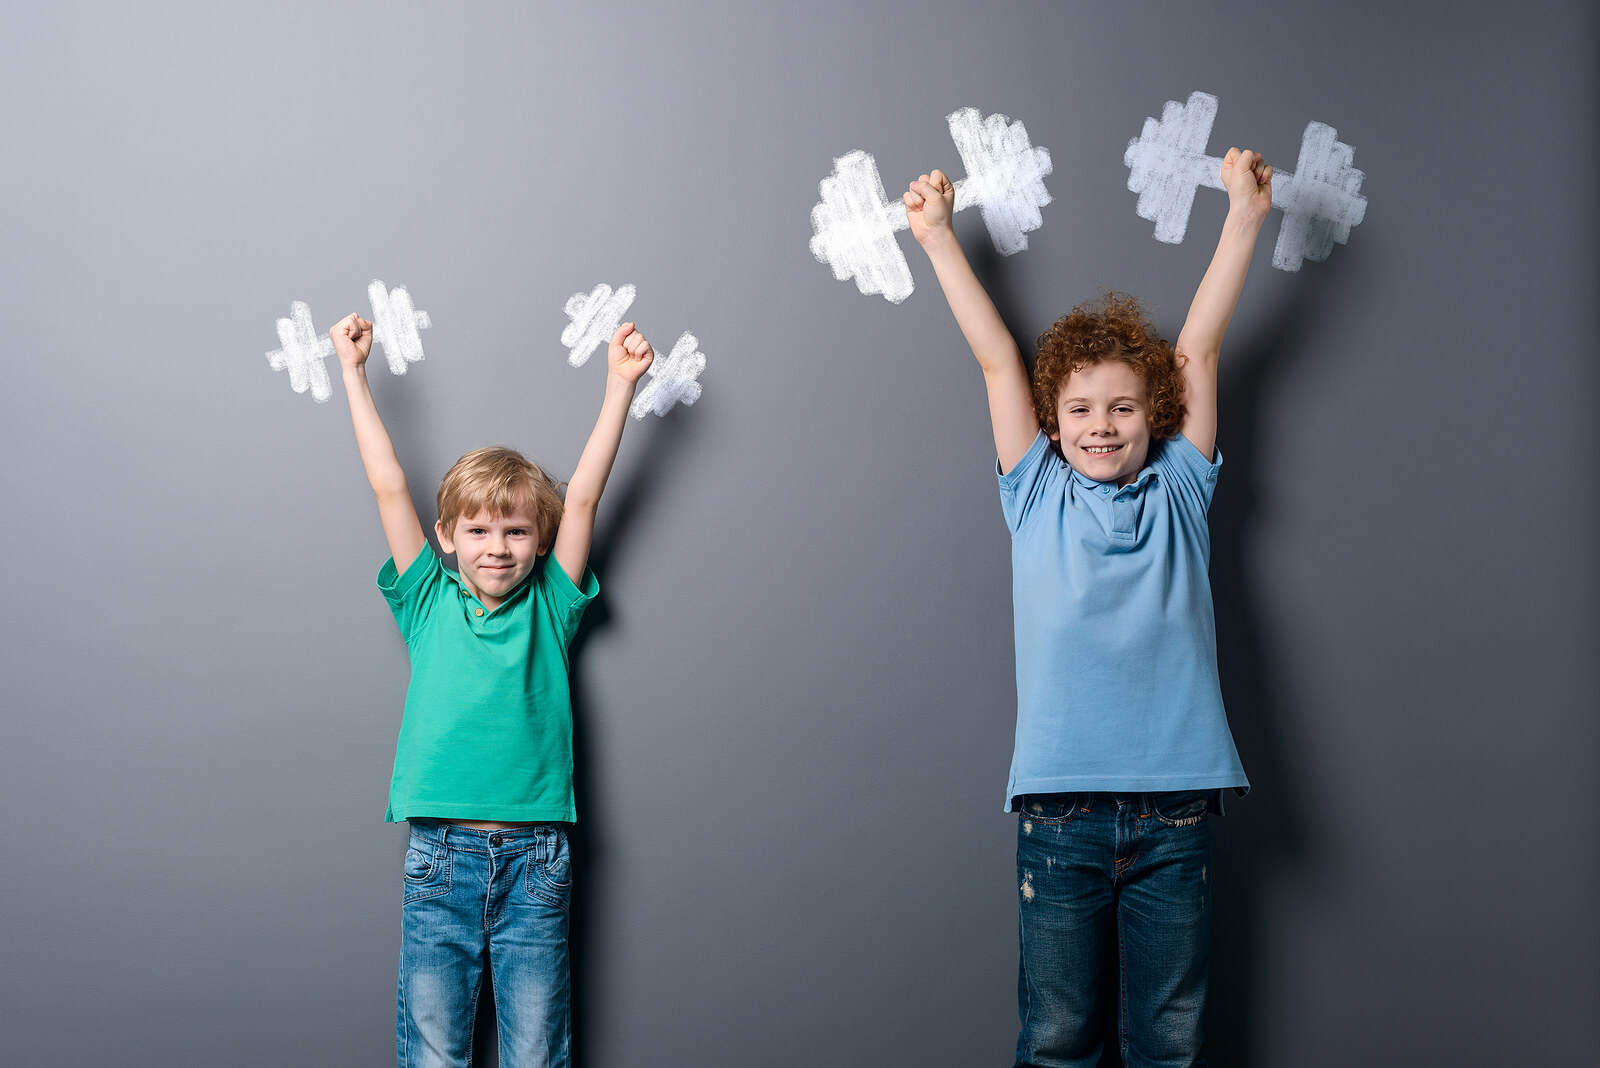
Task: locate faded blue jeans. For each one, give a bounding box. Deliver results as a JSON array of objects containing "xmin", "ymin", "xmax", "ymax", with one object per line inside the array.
[
  {"xmin": 1014, "ymin": 791, "xmax": 1214, "ymax": 1068},
  {"xmin": 398, "ymin": 820, "xmax": 573, "ymax": 1068}
]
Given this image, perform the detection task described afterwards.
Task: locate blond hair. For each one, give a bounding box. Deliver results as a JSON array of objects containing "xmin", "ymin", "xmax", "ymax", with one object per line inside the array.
[{"xmin": 436, "ymin": 446, "xmax": 564, "ymax": 553}]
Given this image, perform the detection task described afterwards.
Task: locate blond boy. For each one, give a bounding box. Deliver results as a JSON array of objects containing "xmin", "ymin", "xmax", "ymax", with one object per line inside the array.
[{"xmin": 332, "ymin": 312, "xmax": 654, "ymax": 1067}]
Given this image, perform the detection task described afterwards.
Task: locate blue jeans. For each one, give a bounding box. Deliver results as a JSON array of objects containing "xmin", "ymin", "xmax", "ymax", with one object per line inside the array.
[
  {"xmin": 1014, "ymin": 792, "xmax": 1213, "ymax": 1068},
  {"xmin": 397, "ymin": 820, "xmax": 573, "ymax": 1068}
]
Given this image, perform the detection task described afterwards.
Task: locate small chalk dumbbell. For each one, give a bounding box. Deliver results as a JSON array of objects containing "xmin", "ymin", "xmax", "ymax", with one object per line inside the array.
[
  {"xmin": 1124, "ymin": 90, "xmax": 1367, "ymax": 271},
  {"xmin": 560, "ymin": 283, "xmax": 707, "ymax": 419},
  {"xmin": 266, "ymin": 280, "xmax": 430, "ymax": 403},
  {"xmin": 809, "ymin": 108, "xmax": 1054, "ymax": 304}
]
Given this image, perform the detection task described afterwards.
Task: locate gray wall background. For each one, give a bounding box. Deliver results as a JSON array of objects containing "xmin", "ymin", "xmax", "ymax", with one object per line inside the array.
[{"xmin": 3, "ymin": 2, "xmax": 1596, "ymax": 1065}]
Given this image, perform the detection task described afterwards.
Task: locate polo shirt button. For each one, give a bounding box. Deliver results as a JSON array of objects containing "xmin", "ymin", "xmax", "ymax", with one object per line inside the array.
[{"xmin": 475, "ymin": 608, "xmax": 484, "ymax": 617}]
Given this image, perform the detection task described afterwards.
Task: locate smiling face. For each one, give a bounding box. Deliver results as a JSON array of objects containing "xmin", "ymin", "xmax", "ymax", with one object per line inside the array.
[
  {"xmin": 434, "ymin": 506, "xmax": 543, "ymax": 610},
  {"xmin": 1050, "ymin": 360, "xmax": 1153, "ymax": 487}
]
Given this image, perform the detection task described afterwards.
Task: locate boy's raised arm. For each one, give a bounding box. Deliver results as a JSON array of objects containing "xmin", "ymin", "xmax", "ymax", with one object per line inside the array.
[
  {"xmin": 1174, "ymin": 148, "xmax": 1273, "ymax": 462},
  {"xmin": 906, "ymin": 169, "xmax": 1040, "ymax": 474},
  {"xmin": 551, "ymin": 323, "xmax": 653, "ymax": 586},
  {"xmin": 333, "ymin": 313, "xmax": 428, "ymax": 574}
]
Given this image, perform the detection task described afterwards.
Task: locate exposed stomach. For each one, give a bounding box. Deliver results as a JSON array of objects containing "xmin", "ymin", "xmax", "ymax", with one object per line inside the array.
[{"xmin": 445, "ymin": 819, "xmax": 548, "ymax": 829}]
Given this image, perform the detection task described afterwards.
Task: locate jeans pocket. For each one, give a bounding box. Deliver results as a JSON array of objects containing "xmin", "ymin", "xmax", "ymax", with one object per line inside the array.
[
  {"xmin": 523, "ymin": 828, "xmax": 572, "ymax": 908},
  {"xmin": 1019, "ymin": 794, "xmax": 1082, "ymax": 825},
  {"xmin": 1151, "ymin": 790, "xmax": 1210, "ymax": 828},
  {"xmin": 402, "ymin": 837, "xmax": 451, "ymax": 904}
]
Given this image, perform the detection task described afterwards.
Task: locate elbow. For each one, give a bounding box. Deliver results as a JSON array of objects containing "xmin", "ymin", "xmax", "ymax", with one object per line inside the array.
[
  {"xmin": 1175, "ymin": 342, "xmax": 1220, "ymax": 370},
  {"xmin": 373, "ymin": 481, "xmax": 412, "ymax": 506},
  {"xmin": 562, "ymin": 494, "xmax": 600, "ymax": 519},
  {"xmin": 977, "ymin": 345, "xmax": 1024, "ymax": 378}
]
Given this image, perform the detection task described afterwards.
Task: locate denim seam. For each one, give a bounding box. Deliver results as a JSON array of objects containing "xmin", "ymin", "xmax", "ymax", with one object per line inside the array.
[
  {"xmin": 399, "ymin": 951, "xmax": 410, "ymax": 1068},
  {"xmin": 1155, "ymin": 812, "xmax": 1207, "ymax": 828},
  {"xmin": 1025, "ymin": 810, "xmax": 1078, "ymax": 826},
  {"xmin": 1117, "ymin": 893, "xmax": 1130, "ymax": 1062},
  {"xmin": 1020, "ymin": 795, "xmax": 1080, "ymax": 825},
  {"xmin": 1151, "ymin": 791, "xmax": 1212, "ymax": 827}
]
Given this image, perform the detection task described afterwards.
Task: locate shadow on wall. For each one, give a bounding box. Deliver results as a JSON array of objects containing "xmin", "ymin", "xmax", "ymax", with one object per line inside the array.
[
  {"xmin": 1202, "ymin": 272, "xmax": 1325, "ymax": 1068},
  {"xmin": 468, "ymin": 408, "xmax": 701, "ymax": 1068}
]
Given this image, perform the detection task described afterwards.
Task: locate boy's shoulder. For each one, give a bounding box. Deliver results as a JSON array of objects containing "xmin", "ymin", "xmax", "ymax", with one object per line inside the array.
[{"xmin": 1148, "ymin": 432, "xmax": 1221, "ymax": 502}]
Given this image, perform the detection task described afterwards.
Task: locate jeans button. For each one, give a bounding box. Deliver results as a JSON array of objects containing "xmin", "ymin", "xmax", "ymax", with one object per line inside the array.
[{"xmin": 489, "ymin": 834, "xmax": 502, "ymax": 847}]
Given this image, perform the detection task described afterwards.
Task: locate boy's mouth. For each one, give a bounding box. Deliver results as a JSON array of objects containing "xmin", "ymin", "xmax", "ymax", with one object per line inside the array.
[{"xmin": 1082, "ymin": 444, "xmax": 1123, "ymax": 455}]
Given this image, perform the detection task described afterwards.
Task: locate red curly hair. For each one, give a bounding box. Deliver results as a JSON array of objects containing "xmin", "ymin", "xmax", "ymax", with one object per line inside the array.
[{"xmin": 1031, "ymin": 292, "xmax": 1186, "ymax": 442}]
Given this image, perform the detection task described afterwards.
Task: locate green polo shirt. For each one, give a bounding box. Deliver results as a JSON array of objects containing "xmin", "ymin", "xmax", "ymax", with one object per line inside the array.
[{"xmin": 377, "ymin": 545, "xmax": 598, "ymax": 823}]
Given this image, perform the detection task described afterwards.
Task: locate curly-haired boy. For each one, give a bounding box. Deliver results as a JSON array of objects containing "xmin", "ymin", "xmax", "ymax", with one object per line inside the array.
[
  {"xmin": 331, "ymin": 311, "xmax": 656, "ymax": 1067},
  {"xmin": 905, "ymin": 146, "xmax": 1272, "ymax": 1066}
]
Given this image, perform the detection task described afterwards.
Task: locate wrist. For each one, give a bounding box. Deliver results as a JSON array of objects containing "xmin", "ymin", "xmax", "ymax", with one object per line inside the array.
[
  {"xmin": 918, "ymin": 227, "xmax": 960, "ymax": 255},
  {"xmin": 1224, "ymin": 204, "xmax": 1270, "ymax": 232},
  {"xmin": 604, "ymin": 372, "xmax": 639, "ymax": 398}
]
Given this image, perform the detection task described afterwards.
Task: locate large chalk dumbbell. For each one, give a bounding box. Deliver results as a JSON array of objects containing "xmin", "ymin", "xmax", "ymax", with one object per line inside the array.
[
  {"xmin": 1124, "ymin": 90, "xmax": 1368, "ymax": 271},
  {"xmin": 809, "ymin": 108, "xmax": 1054, "ymax": 304}
]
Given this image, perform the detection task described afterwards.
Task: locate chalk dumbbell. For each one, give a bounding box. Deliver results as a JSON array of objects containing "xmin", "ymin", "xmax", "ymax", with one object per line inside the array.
[
  {"xmin": 560, "ymin": 283, "xmax": 707, "ymax": 419},
  {"xmin": 266, "ymin": 279, "xmax": 430, "ymax": 402},
  {"xmin": 1123, "ymin": 90, "xmax": 1367, "ymax": 271},
  {"xmin": 809, "ymin": 108, "xmax": 1054, "ymax": 304}
]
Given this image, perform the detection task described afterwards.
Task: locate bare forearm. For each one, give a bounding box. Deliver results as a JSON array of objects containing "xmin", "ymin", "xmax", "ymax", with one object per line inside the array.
[
  {"xmin": 1176, "ymin": 209, "xmax": 1267, "ymax": 361},
  {"xmin": 920, "ymin": 231, "xmax": 1024, "ymax": 375},
  {"xmin": 342, "ymin": 366, "xmax": 410, "ymax": 499},
  {"xmin": 564, "ymin": 374, "xmax": 636, "ymax": 513}
]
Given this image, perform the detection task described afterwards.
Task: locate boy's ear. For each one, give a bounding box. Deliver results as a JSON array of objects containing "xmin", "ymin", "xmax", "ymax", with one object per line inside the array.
[{"xmin": 434, "ymin": 519, "xmax": 454, "ymax": 554}]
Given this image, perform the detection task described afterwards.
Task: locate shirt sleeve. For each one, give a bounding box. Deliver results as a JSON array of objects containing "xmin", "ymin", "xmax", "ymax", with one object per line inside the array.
[
  {"xmin": 997, "ymin": 431, "xmax": 1064, "ymax": 534},
  {"xmin": 537, "ymin": 558, "xmax": 600, "ymax": 647},
  {"xmin": 377, "ymin": 545, "xmax": 444, "ymax": 644},
  {"xmin": 1152, "ymin": 434, "xmax": 1223, "ymax": 516}
]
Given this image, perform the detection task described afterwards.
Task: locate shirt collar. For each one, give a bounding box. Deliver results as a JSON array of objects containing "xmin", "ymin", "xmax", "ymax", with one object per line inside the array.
[
  {"xmin": 1062, "ymin": 454, "xmax": 1158, "ymax": 495},
  {"xmin": 443, "ymin": 560, "xmax": 536, "ymax": 610}
]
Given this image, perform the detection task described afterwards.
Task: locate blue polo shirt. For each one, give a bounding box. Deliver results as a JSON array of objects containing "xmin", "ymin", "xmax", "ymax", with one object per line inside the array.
[{"xmin": 997, "ymin": 431, "xmax": 1248, "ymax": 810}]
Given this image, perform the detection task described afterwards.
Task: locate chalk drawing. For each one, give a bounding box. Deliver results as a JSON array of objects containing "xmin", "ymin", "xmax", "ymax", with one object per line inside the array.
[
  {"xmin": 809, "ymin": 107, "xmax": 1053, "ymax": 303},
  {"xmin": 561, "ymin": 283, "xmax": 637, "ymax": 367},
  {"xmin": 629, "ymin": 332, "xmax": 706, "ymax": 419},
  {"xmin": 945, "ymin": 107, "xmax": 1053, "ymax": 256},
  {"xmin": 1268, "ymin": 122, "xmax": 1368, "ymax": 271},
  {"xmin": 367, "ymin": 279, "xmax": 431, "ymax": 374},
  {"xmin": 1123, "ymin": 90, "xmax": 1367, "ymax": 271},
  {"xmin": 810, "ymin": 150, "xmax": 917, "ymax": 303},
  {"xmin": 266, "ymin": 300, "xmax": 335, "ymax": 402},
  {"xmin": 559, "ymin": 285, "xmax": 708, "ymax": 418}
]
